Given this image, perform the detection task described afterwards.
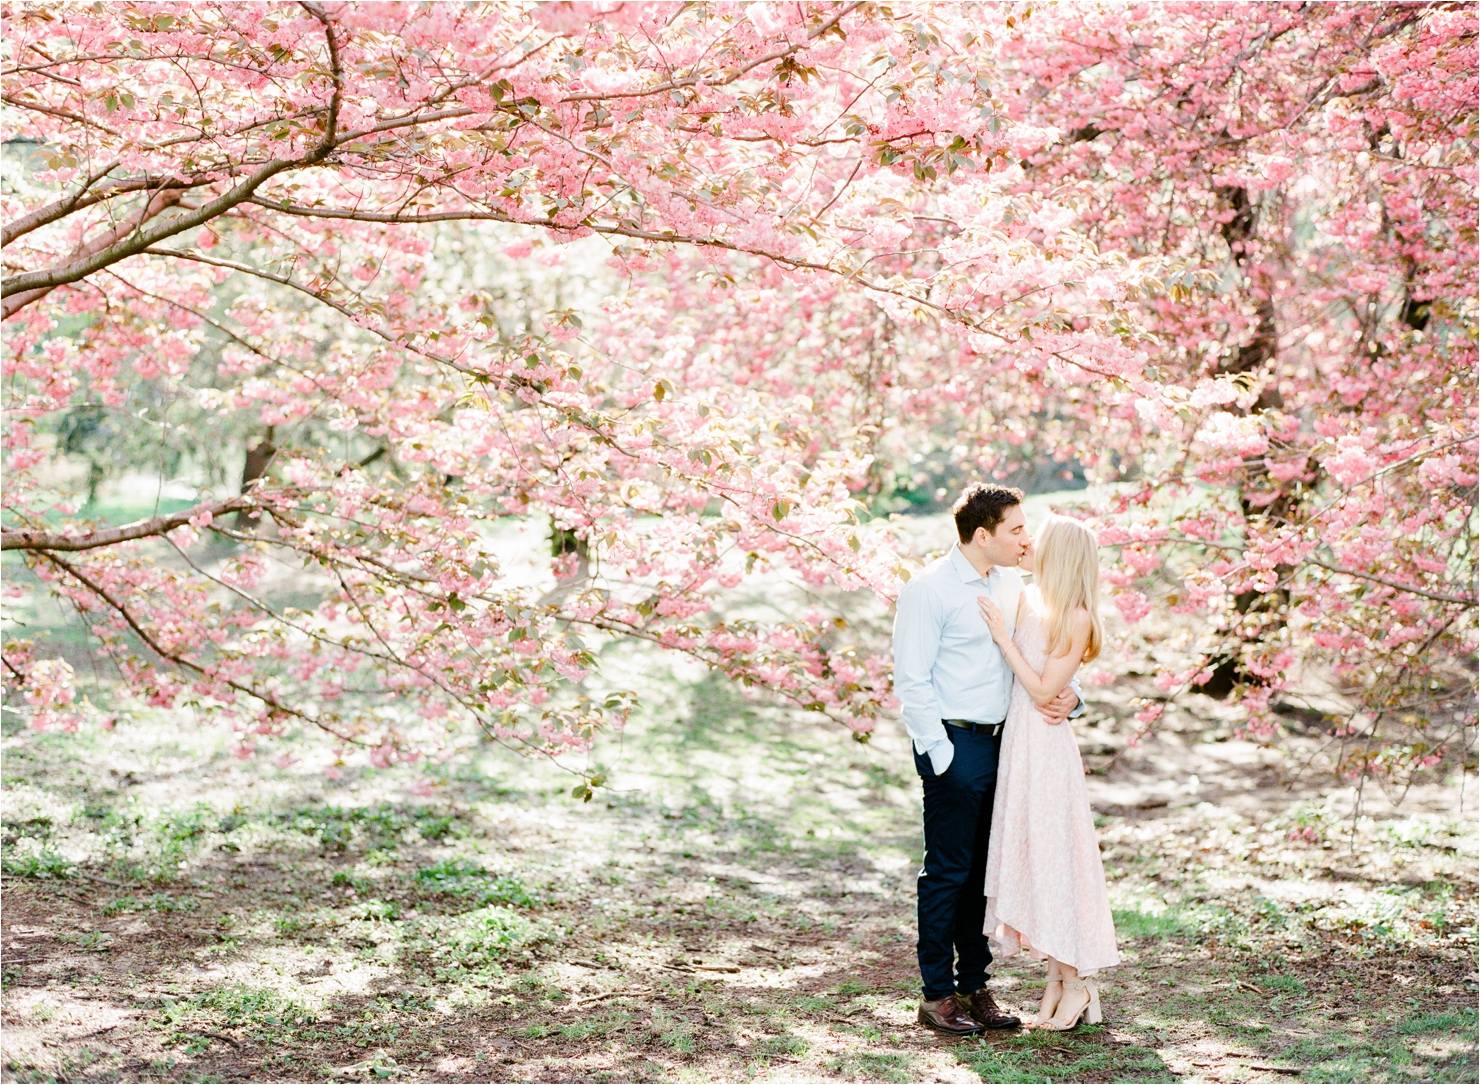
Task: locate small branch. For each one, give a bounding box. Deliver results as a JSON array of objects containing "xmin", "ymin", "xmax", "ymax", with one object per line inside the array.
[
  {"xmin": 560, "ymin": 2, "xmax": 863, "ymax": 103},
  {"xmin": 31, "ymin": 550, "xmax": 362, "ymax": 745},
  {"xmin": 0, "ymin": 157, "xmax": 121, "ymax": 246},
  {"xmin": 1304, "ymin": 558, "xmax": 1475, "ymax": 607}
]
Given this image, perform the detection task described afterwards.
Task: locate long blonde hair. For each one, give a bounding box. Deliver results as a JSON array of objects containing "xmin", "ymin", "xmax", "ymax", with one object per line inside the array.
[{"xmin": 1034, "ymin": 515, "xmax": 1103, "ymax": 663}]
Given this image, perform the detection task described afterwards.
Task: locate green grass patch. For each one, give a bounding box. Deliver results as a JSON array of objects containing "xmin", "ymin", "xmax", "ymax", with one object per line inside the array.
[
  {"xmin": 1280, "ymin": 1032, "xmax": 1445, "ymax": 1084},
  {"xmin": 102, "ymin": 892, "xmax": 198, "ymax": 916},
  {"xmin": 414, "ymin": 859, "xmax": 540, "ymax": 907},
  {"xmin": 276, "ymin": 804, "xmax": 460, "ymax": 852},
  {"xmin": 956, "ymin": 1031, "xmax": 1174, "ymax": 1084},
  {"xmin": 558, "ymin": 1010, "xmax": 632, "ymax": 1040},
  {"xmin": 651, "ymin": 1008, "xmax": 694, "ymax": 1053},
  {"xmin": 1257, "ymin": 973, "xmax": 1308, "ymax": 994},
  {"xmin": 1395, "ymin": 1007, "xmax": 1478, "ymax": 1035},
  {"xmin": 1113, "ymin": 907, "xmax": 1192, "ymax": 939},
  {"xmin": 156, "ymin": 983, "xmax": 318, "ymax": 1049},
  {"xmin": 414, "ymin": 904, "xmax": 535, "ymax": 978},
  {"xmin": 0, "ymin": 845, "xmax": 73, "ymax": 879},
  {"xmin": 791, "ymin": 993, "xmax": 836, "ymax": 1014},
  {"xmin": 758, "ymin": 1034, "xmax": 808, "ymax": 1056},
  {"xmin": 829, "ymin": 1051, "xmax": 912, "ymax": 1083}
]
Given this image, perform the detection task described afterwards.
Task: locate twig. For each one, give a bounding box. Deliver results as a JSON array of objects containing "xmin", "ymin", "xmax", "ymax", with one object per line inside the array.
[
  {"xmin": 573, "ymin": 988, "xmax": 651, "ymax": 1007},
  {"xmin": 74, "ymin": 870, "xmax": 126, "ymax": 888},
  {"xmin": 67, "ymin": 1024, "xmax": 118, "ymax": 1042},
  {"xmin": 1248, "ymin": 1066, "xmax": 1300, "ymax": 1074},
  {"xmin": 198, "ymin": 1030, "xmax": 241, "ymax": 1048}
]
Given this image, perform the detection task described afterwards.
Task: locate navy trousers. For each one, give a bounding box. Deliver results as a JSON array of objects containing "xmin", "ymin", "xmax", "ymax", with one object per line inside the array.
[{"xmin": 915, "ymin": 725, "xmax": 1001, "ymax": 1001}]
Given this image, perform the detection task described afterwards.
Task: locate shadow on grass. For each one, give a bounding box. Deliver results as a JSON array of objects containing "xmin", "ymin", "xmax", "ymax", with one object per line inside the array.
[{"xmin": 957, "ymin": 1026, "xmax": 1174, "ymax": 1084}]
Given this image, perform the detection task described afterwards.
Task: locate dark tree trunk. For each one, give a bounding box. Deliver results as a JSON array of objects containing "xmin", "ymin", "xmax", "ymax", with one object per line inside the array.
[
  {"xmin": 1194, "ymin": 187, "xmax": 1291, "ymax": 699},
  {"xmin": 236, "ymin": 428, "xmax": 275, "ymax": 530}
]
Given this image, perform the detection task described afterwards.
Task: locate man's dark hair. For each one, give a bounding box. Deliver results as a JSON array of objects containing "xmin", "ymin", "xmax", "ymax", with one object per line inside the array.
[{"xmin": 953, "ymin": 483, "xmax": 1024, "ymax": 543}]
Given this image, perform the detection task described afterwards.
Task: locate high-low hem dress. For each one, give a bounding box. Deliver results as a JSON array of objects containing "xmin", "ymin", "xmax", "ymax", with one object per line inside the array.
[{"xmin": 983, "ymin": 588, "xmax": 1120, "ymax": 976}]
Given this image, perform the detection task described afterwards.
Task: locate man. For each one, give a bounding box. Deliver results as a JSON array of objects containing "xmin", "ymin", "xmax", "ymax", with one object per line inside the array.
[{"xmin": 894, "ymin": 483, "xmax": 1082, "ymax": 1035}]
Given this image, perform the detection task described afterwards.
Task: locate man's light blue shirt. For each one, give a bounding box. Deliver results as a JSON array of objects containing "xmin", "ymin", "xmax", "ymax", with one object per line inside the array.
[{"xmin": 892, "ymin": 544, "xmax": 1081, "ymax": 776}]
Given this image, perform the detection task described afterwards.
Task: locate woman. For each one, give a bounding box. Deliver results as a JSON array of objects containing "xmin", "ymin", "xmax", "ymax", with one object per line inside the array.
[{"xmin": 977, "ymin": 514, "xmax": 1119, "ymax": 1030}]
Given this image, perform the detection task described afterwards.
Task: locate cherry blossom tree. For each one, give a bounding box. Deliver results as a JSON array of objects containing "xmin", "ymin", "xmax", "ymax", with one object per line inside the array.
[
  {"xmin": 999, "ymin": 1, "xmax": 1478, "ymax": 782},
  {"xmin": 3, "ymin": 1, "xmax": 1474, "ymax": 789}
]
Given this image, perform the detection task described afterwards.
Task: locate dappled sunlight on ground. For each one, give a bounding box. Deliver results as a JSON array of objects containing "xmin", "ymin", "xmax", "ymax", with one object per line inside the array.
[{"xmin": 3, "ymin": 629, "xmax": 1476, "ymax": 1082}]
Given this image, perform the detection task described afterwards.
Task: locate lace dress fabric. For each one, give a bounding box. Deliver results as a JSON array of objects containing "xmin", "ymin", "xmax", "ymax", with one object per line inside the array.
[{"xmin": 983, "ymin": 588, "xmax": 1120, "ymax": 975}]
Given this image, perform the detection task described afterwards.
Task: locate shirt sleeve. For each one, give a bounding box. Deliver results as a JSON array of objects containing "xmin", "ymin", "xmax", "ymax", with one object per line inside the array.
[
  {"xmin": 892, "ymin": 577, "xmax": 952, "ymax": 769},
  {"xmin": 1068, "ymin": 676, "xmax": 1086, "ymax": 718}
]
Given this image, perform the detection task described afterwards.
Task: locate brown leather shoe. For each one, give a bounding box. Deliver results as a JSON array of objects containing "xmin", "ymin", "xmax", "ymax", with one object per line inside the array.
[
  {"xmin": 917, "ymin": 994, "xmax": 987, "ymax": 1035},
  {"xmin": 962, "ymin": 987, "xmax": 1022, "ymax": 1029}
]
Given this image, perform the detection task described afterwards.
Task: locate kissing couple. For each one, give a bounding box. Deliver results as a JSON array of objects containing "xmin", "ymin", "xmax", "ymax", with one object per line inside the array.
[{"xmin": 894, "ymin": 483, "xmax": 1119, "ymax": 1034}]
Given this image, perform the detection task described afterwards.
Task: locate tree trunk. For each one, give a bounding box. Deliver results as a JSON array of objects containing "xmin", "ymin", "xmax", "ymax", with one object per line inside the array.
[{"xmin": 235, "ymin": 428, "xmax": 276, "ymax": 530}]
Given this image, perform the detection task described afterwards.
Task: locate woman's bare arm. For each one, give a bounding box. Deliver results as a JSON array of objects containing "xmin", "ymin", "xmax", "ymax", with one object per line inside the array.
[{"xmin": 978, "ymin": 601, "xmax": 1090, "ymax": 708}]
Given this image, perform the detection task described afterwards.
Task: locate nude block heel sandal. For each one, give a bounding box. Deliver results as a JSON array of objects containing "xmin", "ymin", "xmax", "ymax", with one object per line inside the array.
[{"xmin": 1039, "ymin": 977, "xmax": 1101, "ymax": 1030}]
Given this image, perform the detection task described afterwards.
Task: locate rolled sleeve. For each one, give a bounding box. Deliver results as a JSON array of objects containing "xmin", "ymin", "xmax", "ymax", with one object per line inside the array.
[{"xmin": 892, "ymin": 578, "xmax": 951, "ymax": 767}]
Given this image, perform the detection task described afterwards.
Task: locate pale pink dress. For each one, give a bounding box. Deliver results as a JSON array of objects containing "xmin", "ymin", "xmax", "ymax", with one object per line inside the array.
[{"xmin": 983, "ymin": 588, "xmax": 1120, "ymax": 975}]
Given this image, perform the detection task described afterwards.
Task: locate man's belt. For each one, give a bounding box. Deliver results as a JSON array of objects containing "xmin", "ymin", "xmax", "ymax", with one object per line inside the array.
[{"xmin": 943, "ymin": 719, "xmax": 1004, "ymax": 737}]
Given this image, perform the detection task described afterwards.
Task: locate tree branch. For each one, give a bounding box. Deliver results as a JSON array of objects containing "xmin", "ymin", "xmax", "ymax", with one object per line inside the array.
[
  {"xmin": 1, "ymin": 158, "xmax": 121, "ymax": 246},
  {"xmin": 1305, "ymin": 558, "xmax": 1476, "ymax": 608},
  {"xmin": 1, "ymin": 496, "xmax": 254, "ymax": 552},
  {"xmin": 1, "ymin": 158, "xmax": 296, "ymax": 315},
  {"xmin": 560, "ymin": 2, "xmax": 863, "ymax": 103},
  {"xmin": 1, "ymin": 7, "xmax": 342, "ymax": 318},
  {"xmin": 33, "ymin": 550, "xmax": 363, "ymax": 744}
]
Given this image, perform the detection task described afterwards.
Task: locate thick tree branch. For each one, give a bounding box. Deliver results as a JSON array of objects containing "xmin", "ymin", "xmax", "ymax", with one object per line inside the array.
[
  {"xmin": 1, "ymin": 157, "xmax": 119, "ymax": 245},
  {"xmin": 1, "ymin": 158, "xmax": 298, "ymax": 314},
  {"xmin": 2, "ymin": 183, "xmax": 188, "ymax": 315},
  {"xmin": 1, "ymin": 495, "xmax": 254, "ymax": 552},
  {"xmin": 0, "ymin": 8, "xmax": 342, "ymax": 318}
]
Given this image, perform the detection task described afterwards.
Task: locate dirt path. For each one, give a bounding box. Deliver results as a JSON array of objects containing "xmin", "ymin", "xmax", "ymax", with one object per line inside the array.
[{"xmin": 3, "ymin": 665, "xmax": 1476, "ymax": 1083}]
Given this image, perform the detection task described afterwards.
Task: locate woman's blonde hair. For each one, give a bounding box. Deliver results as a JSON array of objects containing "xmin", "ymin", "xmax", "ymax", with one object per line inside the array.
[{"xmin": 1034, "ymin": 515, "xmax": 1103, "ymax": 663}]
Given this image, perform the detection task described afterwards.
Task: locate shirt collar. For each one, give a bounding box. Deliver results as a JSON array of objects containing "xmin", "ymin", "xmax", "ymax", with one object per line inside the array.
[{"xmin": 949, "ymin": 544, "xmax": 997, "ymax": 585}]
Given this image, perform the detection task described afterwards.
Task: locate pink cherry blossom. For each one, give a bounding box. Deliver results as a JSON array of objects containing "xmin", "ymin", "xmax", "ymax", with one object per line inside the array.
[{"xmin": 0, "ymin": 2, "xmax": 1472, "ymax": 784}]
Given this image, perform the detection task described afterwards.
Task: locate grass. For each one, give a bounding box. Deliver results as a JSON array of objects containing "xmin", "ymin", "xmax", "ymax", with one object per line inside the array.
[
  {"xmin": 829, "ymin": 1050, "xmax": 913, "ymax": 1082},
  {"xmin": 757, "ymin": 1033, "xmax": 808, "ymax": 1056},
  {"xmin": 1113, "ymin": 906, "xmax": 1194, "ymax": 940},
  {"xmin": 957, "ymin": 1028, "xmax": 1175, "ymax": 1084},
  {"xmin": 1396, "ymin": 1008, "xmax": 1478, "ymax": 1035}
]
